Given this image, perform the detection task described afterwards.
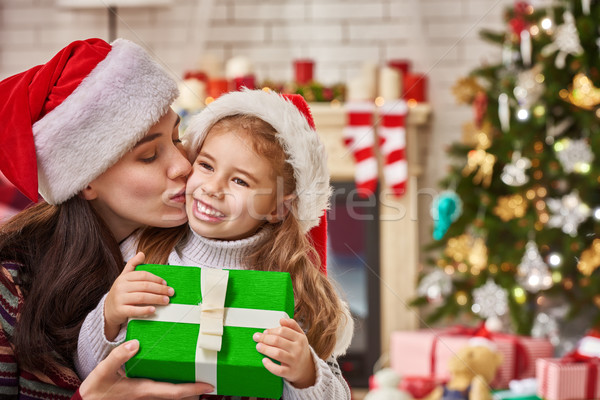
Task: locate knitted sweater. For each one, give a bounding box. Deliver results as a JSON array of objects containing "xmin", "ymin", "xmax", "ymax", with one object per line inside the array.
[
  {"xmin": 0, "ymin": 261, "xmax": 83, "ymax": 400},
  {"xmin": 76, "ymin": 229, "xmax": 352, "ymax": 400}
]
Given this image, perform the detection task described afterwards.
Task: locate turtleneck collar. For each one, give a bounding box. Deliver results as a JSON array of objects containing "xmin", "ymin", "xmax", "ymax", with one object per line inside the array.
[{"xmin": 168, "ymin": 226, "xmax": 272, "ymax": 270}]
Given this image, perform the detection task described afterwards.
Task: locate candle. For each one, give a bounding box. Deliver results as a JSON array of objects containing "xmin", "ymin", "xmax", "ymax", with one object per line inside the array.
[
  {"xmin": 233, "ymin": 75, "xmax": 256, "ymax": 91},
  {"xmin": 347, "ymin": 76, "xmax": 371, "ymax": 101},
  {"xmin": 207, "ymin": 78, "xmax": 229, "ymax": 99},
  {"xmin": 388, "ymin": 59, "xmax": 411, "ymax": 78},
  {"xmin": 378, "ymin": 67, "xmax": 401, "ymax": 100},
  {"xmin": 294, "ymin": 59, "xmax": 314, "ymax": 84},
  {"xmin": 403, "ymin": 73, "xmax": 427, "ymax": 102},
  {"xmin": 361, "ymin": 62, "xmax": 378, "ymax": 100}
]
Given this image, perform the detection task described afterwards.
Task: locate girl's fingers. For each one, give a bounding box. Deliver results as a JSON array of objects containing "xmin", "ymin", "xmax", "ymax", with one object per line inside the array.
[
  {"xmin": 254, "ymin": 326, "xmax": 300, "ymax": 343},
  {"xmin": 128, "ymin": 281, "xmax": 174, "ymax": 297},
  {"xmin": 122, "ymin": 252, "xmax": 146, "ymax": 273},
  {"xmin": 280, "ymin": 318, "xmax": 304, "ymax": 334},
  {"xmin": 253, "ymin": 330, "xmax": 294, "ymax": 348},
  {"xmin": 126, "ymin": 271, "xmax": 167, "ymax": 285},
  {"xmin": 255, "ymin": 342, "xmax": 293, "ymax": 365},
  {"xmin": 262, "ymin": 357, "xmax": 288, "ymax": 378},
  {"xmin": 121, "ymin": 305, "xmax": 157, "ymax": 317},
  {"xmin": 123, "ymin": 292, "xmax": 170, "ymax": 306}
]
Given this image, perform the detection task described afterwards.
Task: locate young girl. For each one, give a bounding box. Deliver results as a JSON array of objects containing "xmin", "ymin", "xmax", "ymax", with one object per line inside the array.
[{"xmin": 77, "ymin": 89, "xmax": 354, "ymax": 399}]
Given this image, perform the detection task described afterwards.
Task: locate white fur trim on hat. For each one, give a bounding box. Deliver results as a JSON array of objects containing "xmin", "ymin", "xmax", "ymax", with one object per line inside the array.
[
  {"xmin": 33, "ymin": 39, "xmax": 179, "ymax": 205},
  {"xmin": 184, "ymin": 89, "xmax": 331, "ymax": 233},
  {"xmin": 468, "ymin": 337, "xmax": 498, "ymax": 351},
  {"xmin": 333, "ymin": 300, "xmax": 354, "ymax": 357}
]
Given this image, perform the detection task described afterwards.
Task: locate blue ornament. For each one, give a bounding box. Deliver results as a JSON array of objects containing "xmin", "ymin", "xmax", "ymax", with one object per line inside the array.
[{"xmin": 431, "ymin": 190, "xmax": 463, "ymax": 240}]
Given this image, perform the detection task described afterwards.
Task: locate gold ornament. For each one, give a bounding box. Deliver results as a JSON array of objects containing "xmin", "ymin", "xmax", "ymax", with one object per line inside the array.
[
  {"xmin": 468, "ymin": 237, "xmax": 488, "ymax": 273},
  {"xmin": 445, "ymin": 234, "xmax": 471, "ymax": 262},
  {"xmin": 494, "ymin": 194, "xmax": 528, "ymax": 221},
  {"xmin": 452, "ymin": 77, "xmax": 484, "ymax": 104},
  {"xmin": 567, "ymin": 73, "xmax": 600, "ymax": 110},
  {"xmin": 462, "ymin": 125, "xmax": 496, "ymax": 187},
  {"xmin": 462, "ymin": 121, "xmax": 493, "ymax": 147},
  {"xmin": 577, "ymin": 239, "xmax": 600, "ymax": 276}
]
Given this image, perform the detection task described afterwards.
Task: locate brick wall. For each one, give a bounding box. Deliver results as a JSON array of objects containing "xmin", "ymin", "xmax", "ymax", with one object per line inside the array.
[{"xmin": 0, "ymin": 0, "xmax": 518, "ymax": 205}]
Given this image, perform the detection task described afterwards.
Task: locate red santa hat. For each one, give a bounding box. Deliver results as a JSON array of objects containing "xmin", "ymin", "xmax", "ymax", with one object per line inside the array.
[
  {"xmin": 0, "ymin": 38, "xmax": 178, "ymax": 205},
  {"xmin": 184, "ymin": 89, "xmax": 331, "ymax": 272}
]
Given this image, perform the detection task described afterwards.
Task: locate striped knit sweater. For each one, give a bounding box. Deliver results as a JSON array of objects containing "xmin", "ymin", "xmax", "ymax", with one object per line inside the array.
[{"xmin": 0, "ymin": 261, "xmax": 82, "ymax": 400}]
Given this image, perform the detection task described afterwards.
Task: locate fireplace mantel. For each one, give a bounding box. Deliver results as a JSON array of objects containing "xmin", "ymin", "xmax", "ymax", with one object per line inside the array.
[{"xmin": 310, "ymin": 102, "xmax": 433, "ymax": 356}]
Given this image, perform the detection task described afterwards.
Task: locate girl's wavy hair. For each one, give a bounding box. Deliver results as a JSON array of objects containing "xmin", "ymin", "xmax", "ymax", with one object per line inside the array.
[{"xmin": 139, "ymin": 114, "xmax": 344, "ymax": 359}]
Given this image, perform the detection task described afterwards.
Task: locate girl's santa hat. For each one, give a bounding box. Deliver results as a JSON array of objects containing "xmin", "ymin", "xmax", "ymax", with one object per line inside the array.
[
  {"xmin": 184, "ymin": 89, "xmax": 332, "ymax": 270},
  {"xmin": 0, "ymin": 38, "xmax": 178, "ymax": 205}
]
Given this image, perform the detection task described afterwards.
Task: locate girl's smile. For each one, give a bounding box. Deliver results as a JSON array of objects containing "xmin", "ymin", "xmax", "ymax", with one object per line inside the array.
[{"xmin": 193, "ymin": 199, "xmax": 226, "ymax": 221}]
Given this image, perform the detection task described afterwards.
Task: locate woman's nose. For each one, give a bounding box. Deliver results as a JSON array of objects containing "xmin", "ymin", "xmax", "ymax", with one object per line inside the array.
[{"xmin": 168, "ymin": 149, "xmax": 192, "ymax": 180}]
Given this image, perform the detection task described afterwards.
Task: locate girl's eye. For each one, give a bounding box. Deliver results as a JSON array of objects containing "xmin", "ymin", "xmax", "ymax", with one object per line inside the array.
[
  {"xmin": 198, "ymin": 161, "xmax": 213, "ymax": 171},
  {"xmin": 233, "ymin": 178, "xmax": 249, "ymax": 187},
  {"xmin": 141, "ymin": 154, "xmax": 157, "ymax": 163}
]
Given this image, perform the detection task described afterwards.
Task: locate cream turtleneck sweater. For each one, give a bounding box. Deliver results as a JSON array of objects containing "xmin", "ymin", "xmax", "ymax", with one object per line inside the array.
[{"xmin": 75, "ymin": 228, "xmax": 351, "ymax": 400}]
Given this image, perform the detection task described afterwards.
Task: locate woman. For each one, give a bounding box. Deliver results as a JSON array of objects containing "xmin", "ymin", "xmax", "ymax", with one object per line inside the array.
[{"xmin": 0, "ymin": 38, "xmax": 213, "ymax": 399}]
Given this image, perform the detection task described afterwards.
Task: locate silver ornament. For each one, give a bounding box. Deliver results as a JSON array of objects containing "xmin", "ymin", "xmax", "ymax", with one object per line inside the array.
[
  {"xmin": 517, "ymin": 241, "xmax": 553, "ymax": 293},
  {"xmin": 546, "ymin": 192, "xmax": 591, "ymax": 236},
  {"xmin": 472, "ymin": 279, "xmax": 508, "ymax": 318},
  {"xmin": 417, "ymin": 269, "xmax": 452, "ymax": 302},
  {"xmin": 531, "ymin": 312, "xmax": 560, "ymax": 345},
  {"xmin": 542, "ymin": 11, "xmax": 584, "ymax": 69},
  {"xmin": 514, "ymin": 65, "xmax": 545, "ymax": 110},
  {"xmin": 555, "ymin": 138, "xmax": 594, "ymax": 174},
  {"xmin": 501, "ymin": 150, "xmax": 531, "ymax": 186}
]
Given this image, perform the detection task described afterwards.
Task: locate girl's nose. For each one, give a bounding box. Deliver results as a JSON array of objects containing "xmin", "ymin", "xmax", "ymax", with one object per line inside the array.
[{"xmin": 201, "ymin": 178, "xmax": 225, "ymax": 199}]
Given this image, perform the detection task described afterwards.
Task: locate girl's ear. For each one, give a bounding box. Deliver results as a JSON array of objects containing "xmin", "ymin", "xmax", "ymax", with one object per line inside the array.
[
  {"xmin": 80, "ymin": 184, "xmax": 98, "ymax": 200},
  {"xmin": 266, "ymin": 194, "xmax": 296, "ymax": 224}
]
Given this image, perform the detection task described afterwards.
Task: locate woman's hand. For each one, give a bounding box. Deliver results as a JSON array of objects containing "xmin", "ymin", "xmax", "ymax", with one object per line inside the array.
[
  {"xmin": 79, "ymin": 340, "xmax": 213, "ymax": 400},
  {"xmin": 253, "ymin": 318, "xmax": 317, "ymax": 389},
  {"xmin": 104, "ymin": 252, "xmax": 174, "ymax": 340}
]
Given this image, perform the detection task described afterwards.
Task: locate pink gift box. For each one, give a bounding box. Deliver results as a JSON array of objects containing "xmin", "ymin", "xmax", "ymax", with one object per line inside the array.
[
  {"xmin": 390, "ymin": 328, "xmax": 553, "ymax": 389},
  {"xmin": 537, "ymin": 358, "xmax": 600, "ymax": 400}
]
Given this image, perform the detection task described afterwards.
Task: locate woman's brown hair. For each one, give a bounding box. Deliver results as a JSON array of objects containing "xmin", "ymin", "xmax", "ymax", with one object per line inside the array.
[
  {"xmin": 0, "ymin": 196, "xmax": 123, "ymax": 370},
  {"xmin": 139, "ymin": 114, "xmax": 345, "ymax": 359}
]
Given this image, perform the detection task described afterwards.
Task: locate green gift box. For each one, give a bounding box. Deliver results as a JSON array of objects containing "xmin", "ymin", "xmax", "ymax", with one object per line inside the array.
[{"xmin": 124, "ymin": 264, "xmax": 294, "ymax": 399}]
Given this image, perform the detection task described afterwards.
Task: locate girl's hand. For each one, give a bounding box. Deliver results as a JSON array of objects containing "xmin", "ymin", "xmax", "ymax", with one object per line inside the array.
[
  {"xmin": 79, "ymin": 340, "xmax": 214, "ymax": 400},
  {"xmin": 253, "ymin": 318, "xmax": 317, "ymax": 389},
  {"xmin": 104, "ymin": 252, "xmax": 174, "ymax": 340}
]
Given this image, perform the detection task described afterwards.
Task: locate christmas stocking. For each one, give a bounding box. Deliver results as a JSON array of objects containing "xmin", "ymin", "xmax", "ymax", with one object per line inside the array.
[
  {"xmin": 342, "ymin": 101, "xmax": 377, "ymax": 197},
  {"xmin": 378, "ymin": 100, "xmax": 408, "ymax": 196}
]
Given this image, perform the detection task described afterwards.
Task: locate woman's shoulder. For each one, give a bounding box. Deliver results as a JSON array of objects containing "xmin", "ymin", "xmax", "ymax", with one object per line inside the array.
[{"xmin": 0, "ymin": 261, "xmax": 24, "ymax": 338}]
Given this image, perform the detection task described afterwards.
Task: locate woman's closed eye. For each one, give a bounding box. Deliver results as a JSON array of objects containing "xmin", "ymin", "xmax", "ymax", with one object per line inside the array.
[{"xmin": 141, "ymin": 153, "xmax": 158, "ymax": 163}]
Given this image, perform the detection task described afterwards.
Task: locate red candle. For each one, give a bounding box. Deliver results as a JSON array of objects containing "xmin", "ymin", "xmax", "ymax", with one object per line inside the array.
[
  {"xmin": 233, "ymin": 75, "xmax": 256, "ymax": 91},
  {"xmin": 207, "ymin": 78, "xmax": 229, "ymax": 99},
  {"xmin": 403, "ymin": 73, "xmax": 428, "ymax": 103},
  {"xmin": 388, "ymin": 59, "xmax": 411, "ymax": 77},
  {"xmin": 294, "ymin": 59, "xmax": 314, "ymax": 84}
]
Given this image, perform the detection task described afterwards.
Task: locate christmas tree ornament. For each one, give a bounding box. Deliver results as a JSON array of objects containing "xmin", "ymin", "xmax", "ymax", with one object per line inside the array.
[
  {"xmin": 582, "ymin": 0, "xmax": 591, "ymax": 15},
  {"xmin": 473, "ymin": 91, "xmax": 488, "ymax": 128},
  {"xmin": 514, "ymin": 65, "xmax": 545, "ymax": 110},
  {"xmin": 494, "ymin": 194, "xmax": 528, "ymax": 221},
  {"xmin": 501, "ymin": 150, "xmax": 532, "ymax": 186},
  {"xmin": 577, "ymin": 239, "xmax": 600, "ymax": 276},
  {"xmin": 452, "ymin": 77, "xmax": 484, "ymax": 104},
  {"xmin": 546, "ymin": 117, "xmax": 574, "ymax": 139},
  {"xmin": 531, "ymin": 312, "xmax": 559, "ymax": 345},
  {"xmin": 520, "ymin": 30, "xmax": 532, "ymax": 66},
  {"xmin": 472, "ymin": 279, "xmax": 509, "ymax": 318},
  {"xmin": 541, "ymin": 11, "xmax": 584, "ymax": 69},
  {"xmin": 462, "ymin": 123, "xmax": 496, "ymax": 187},
  {"xmin": 342, "ymin": 101, "xmax": 377, "ymax": 198},
  {"xmin": 378, "ymin": 100, "xmax": 408, "ymax": 197},
  {"xmin": 431, "ymin": 190, "xmax": 463, "ymax": 240},
  {"xmin": 498, "ymin": 93, "xmax": 510, "ymax": 132},
  {"xmin": 468, "ymin": 236, "xmax": 488, "ymax": 273},
  {"xmin": 444, "ymin": 234, "xmax": 472, "ymax": 263},
  {"xmin": 567, "ymin": 73, "xmax": 600, "ymax": 110},
  {"xmin": 546, "ymin": 191, "xmax": 591, "ymax": 236},
  {"xmin": 417, "ymin": 269, "xmax": 453, "ymax": 302},
  {"xmin": 517, "ymin": 241, "xmax": 553, "ymax": 293},
  {"xmin": 555, "ymin": 138, "xmax": 594, "ymax": 174}
]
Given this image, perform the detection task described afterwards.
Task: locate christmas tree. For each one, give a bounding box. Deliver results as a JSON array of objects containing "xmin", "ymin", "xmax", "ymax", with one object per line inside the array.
[{"xmin": 413, "ymin": 0, "xmax": 600, "ymax": 345}]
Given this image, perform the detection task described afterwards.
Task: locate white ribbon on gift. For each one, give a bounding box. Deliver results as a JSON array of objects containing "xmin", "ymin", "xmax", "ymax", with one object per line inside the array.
[{"xmin": 130, "ymin": 267, "xmax": 290, "ymax": 394}]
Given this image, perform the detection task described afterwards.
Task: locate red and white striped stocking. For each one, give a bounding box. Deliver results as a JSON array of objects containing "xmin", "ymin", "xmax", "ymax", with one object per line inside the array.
[
  {"xmin": 378, "ymin": 100, "xmax": 408, "ymax": 196},
  {"xmin": 343, "ymin": 101, "xmax": 377, "ymax": 197}
]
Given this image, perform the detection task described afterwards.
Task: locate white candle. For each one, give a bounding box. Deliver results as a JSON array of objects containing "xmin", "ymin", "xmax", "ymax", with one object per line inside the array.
[
  {"xmin": 378, "ymin": 66, "xmax": 400, "ymax": 100},
  {"xmin": 347, "ymin": 76, "xmax": 371, "ymax": 101}
]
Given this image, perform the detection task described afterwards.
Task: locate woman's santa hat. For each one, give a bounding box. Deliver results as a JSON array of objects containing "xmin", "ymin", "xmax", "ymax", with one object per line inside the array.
[
  {"xmin": 184, "ymin": 89, "xmax": 332, "ymax": 269},
  {"xmin": 0, "ymin": 38, "xmax": 178, "ymax": 205}
]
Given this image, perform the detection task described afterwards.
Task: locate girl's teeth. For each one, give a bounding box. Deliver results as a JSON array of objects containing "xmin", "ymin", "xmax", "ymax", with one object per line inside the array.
[{"xmin": 197, "ymin": 202, "xmax": 223, "ymax": 217}]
